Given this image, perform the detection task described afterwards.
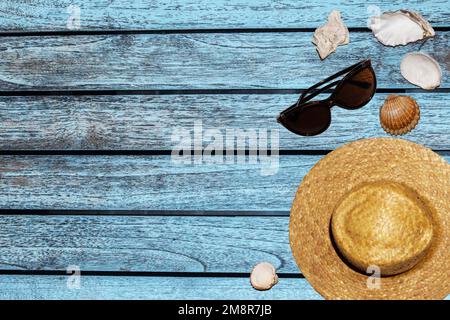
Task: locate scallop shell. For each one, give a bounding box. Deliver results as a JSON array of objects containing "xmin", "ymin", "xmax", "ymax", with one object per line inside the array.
[
  {"xmin": 400, "ymin": 52, "xmax": 442, "ymax": 90},
  {"xmin": 369, "ymin": 10, "xmax": 434, "ymax": 46},
  {"xmin": 380, "ymin": 95, "xmax": 420, "ymax": 135},
  {"xmin": 312, "ymin": 10, "xmax": 349, "ymax": 60}
]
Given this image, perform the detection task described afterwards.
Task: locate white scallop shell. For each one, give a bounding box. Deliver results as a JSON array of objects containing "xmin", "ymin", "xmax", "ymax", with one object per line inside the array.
[
  {"xmin": 369, "ymin": 10, "xmax": 434, "ymax": 46},
  {"xmin": 312, "ymin": 10, "xmax": 349, "ymax": 60},
  {"xmin": 400, "ymin": 52, "xmax": 442, "ymax": 90}
]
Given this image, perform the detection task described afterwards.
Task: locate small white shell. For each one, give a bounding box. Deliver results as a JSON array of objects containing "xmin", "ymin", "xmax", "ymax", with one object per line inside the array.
[
  {"xmin": 312, "ymin": 10, "xmax": 349, "ymax": 60},
  {"xmin": 250, "ymin": 262, "xmax": 278, "ymax": 291},
  {"xmin": 369, "ymin": 10, "xmax": 434, "ymax": 46},
  {"xmin": 400, "ymin": 52, "xmax": 442, "ymax": 90}
]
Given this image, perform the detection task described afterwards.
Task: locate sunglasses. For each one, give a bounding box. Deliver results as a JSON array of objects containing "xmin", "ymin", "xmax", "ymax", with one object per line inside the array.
[{"xmin": 277, "ymin": 59, "xmax": 377, "ymax": 136}]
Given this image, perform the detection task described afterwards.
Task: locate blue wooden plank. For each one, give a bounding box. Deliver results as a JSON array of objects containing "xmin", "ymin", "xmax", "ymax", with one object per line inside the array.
[
  {"xmin": 0, "ymin": 32, "xmax": 448, "ymax": 90},
  {"xmin": 0, "ymin": 93, "xmax": 448, "ymax": 150},
  {"xmin": 0, "ymin": 275, "xmax": 321, "ymax": 300},
  {"xmin": 0, "ymin": 215, "xmax": 296, "ymax": 273},
  {"xmin": 0, "ymin": 0, "xmax": 447, "ymax": 31},
  {"xmin": 0, "ymin": 154, "xmax": 448, "ymax": 211},
  {"xmin": 0, "ymin": 154, "xmax": 316, "ymax": 210}
]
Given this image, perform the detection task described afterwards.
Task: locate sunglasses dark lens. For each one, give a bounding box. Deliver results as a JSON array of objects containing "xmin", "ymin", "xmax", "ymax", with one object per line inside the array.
[
  {"xmin": 281, "ymin": 102, "xmax": 331, "ymax": 136},
  {"xmin": 333, "ymin": 66, "xmax": 376, "ymax": 109}
]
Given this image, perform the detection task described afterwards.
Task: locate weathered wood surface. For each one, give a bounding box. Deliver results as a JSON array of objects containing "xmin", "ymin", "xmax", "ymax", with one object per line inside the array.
[
  {"xmin": 0, "ymin": 0, "xmax": 448, "ymax": 31},
  {"xmin": 0, "ymin": 93, "xmax": 448, "ymax": 150},
  {"xmin": 0, "ymin": 275, "xmax": 321, "ymax": 300},
  {"xmin": 0, "ymin": 32, "xmax": 448, "ymax": 91},
  {"xmin": 0, "ymin": 215, "xmax": 297, "ymax": 273},
  {"xmin": 0, "ymin": 0, "xmax": 448, "ymax": 301},
  {"xmin": 0, "ymin": 154, "xmax": 449, "ymax": 211},
  {"xmin": 0, "ymin": 155, "xmax": 314, "ymax": 210}
]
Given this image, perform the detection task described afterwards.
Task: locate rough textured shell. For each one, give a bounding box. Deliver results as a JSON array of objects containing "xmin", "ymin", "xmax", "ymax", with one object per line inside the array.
[
  {"xmin": 312, "ymin": 10, "xmax": 349, "ymax": 60},
  {"xmin": 380, "ymin": 95, "xmax": 420, "ymax": 135},
  {"xmin": 369, "ymin": 10, "xmax": 435, "ymax": 46},
  {"xmin": 400, "ymin": 52, "xmax": 442, "ymax": 90}
]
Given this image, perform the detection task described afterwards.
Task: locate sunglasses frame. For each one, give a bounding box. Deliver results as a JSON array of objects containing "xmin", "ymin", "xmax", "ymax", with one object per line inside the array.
[{"xmin": 277, "ymin": 59, "xmax": 376, "ymax": 136}]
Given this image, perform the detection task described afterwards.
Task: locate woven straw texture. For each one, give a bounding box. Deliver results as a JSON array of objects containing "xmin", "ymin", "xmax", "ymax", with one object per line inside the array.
[{"xmin": 290, "ymin": 138, "xmax": 449, "ymax": 300}]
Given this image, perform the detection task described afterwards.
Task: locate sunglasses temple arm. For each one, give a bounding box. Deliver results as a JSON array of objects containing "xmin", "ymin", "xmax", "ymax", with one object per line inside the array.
[
  {"xmin": 297, "ymin": 80, "xmax": 340, "ymax": 105},
  {"xmin": 298, "ymin": 60, "xmax": 368, "ymax": 103}
]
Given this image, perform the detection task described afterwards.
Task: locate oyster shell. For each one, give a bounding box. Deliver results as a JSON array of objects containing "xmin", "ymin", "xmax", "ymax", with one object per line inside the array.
[
  {"xmin": 400, "ymin": 52, "xmax": 442, "ymax": 90},
  {"xmin": 380, "ymin": 95, "xmax": 420, "ymax": 135},
  {"xmin": 312, "ymin": 10, "xmax": 349, "ymax": 60},
  {"xmin": 369, "ymin": 10, "xmax": 434, "ymax": 46}
]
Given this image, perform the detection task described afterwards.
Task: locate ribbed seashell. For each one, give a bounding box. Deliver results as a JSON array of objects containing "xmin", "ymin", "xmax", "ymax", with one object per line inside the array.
[{"xmin": 380, "ymin": 95, "xmax": 420, "ymax": 135}]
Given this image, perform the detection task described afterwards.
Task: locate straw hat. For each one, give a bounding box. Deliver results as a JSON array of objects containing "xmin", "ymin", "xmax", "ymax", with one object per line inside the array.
[{"xmin": 290, "ymin": 138, "xmax": 449, "ymax": 300}]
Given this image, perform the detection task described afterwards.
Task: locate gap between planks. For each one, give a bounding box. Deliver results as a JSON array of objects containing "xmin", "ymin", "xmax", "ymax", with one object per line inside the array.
[
  {"xmin": 0, "ymin": 209, "xmax": 290, "ymax": 216},
  {"xmin": 0, "ymin": 270, "xmax": 304, "ymax": 278},
  {"xmin": 1, "ymin": 27, "xmax": 449, "ymax": 37},
  {"xmin": 0, "ymin": 150, "xmax": 331, "ymax": 156},
  {"xmin": 0, "ymin": 88, "xmax": 449, "ymax": 96},
  {"xmin": 0, "ymin": 27, "xmax": 369, "ymax": 37},
  {"xmin": 0, "ymin": 151, "xmax": 449, "ymax": 156}
]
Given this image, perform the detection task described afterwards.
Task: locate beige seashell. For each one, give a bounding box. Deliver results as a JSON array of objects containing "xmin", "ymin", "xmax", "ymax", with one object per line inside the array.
[
  {"xmin": 369, "ymin": 10, "xmax": 434, "ymax": 46},
  {"xmin": 312, "ymin": 10, "xmax": 349, "ymax": 60},
  {"xmin": 400, "ymin": 52, "xmax": 442, "ymax": 90},
  {"xmin": 250, "ymin": 262, "xmax": 278, "ymax": 291},
  {"xmin": 380, "ymin": 95, "xmax": 420, "ymax": 135}
]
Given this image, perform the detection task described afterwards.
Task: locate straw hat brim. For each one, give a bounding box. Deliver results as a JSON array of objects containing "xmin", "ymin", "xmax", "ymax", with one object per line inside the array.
[{"xmin": 290, "ymin": 138, "xmax": 450, "ymax": 300}]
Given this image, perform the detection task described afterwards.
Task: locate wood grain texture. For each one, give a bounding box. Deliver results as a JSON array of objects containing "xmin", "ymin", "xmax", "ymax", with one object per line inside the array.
[
  {"xmin": 0, "ymin": 0, "xmax": 448, "ymax": 31},
  {"xmin": 0, "ymin": 154, "xmax": 449, "ymax": 211},
  {"xmin": 0, "ymin": 275, "xmax": 321, "ymax": 300},
  {"xmin": 0, "ymin": 154, "xmax": 314, "ymax": 210},
  {"xmin": 0, "ymin": 32, "xmax": 448, "ymax": 90},
  {"xmin": 0, "ymin": 215, "xmax": 296, "ymax": 273},
  {"xmin": 0, "ymin": 93, "xmax": 449, "ymax": 150}
]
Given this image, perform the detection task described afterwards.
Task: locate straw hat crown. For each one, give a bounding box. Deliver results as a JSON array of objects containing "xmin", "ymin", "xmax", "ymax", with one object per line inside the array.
[{"xmin": 331, "ymin": 181, "xmax": 434, "ymax": 276}]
